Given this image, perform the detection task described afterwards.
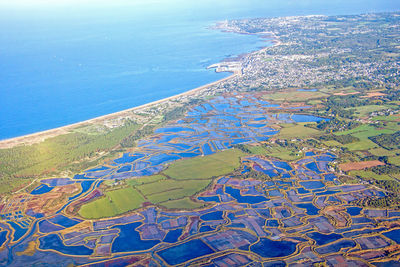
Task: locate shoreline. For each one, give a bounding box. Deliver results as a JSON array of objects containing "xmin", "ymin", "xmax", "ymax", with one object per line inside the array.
[
  {"xmin": 0, "ymin": 72, "xmax": 239, "ymax": 149},
  {"xmin": 0, "ymin": 25, "xmax": 280, "ymax": 150}
]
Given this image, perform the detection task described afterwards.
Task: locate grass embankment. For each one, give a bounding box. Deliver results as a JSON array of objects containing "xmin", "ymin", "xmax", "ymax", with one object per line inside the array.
[
  {"xmin": 78, "ymin": 149, "xmax": 245, "ymax": 219},
  {"xmin": 0, "ymin": 122, "xmax": 140, "ymax": 194}
]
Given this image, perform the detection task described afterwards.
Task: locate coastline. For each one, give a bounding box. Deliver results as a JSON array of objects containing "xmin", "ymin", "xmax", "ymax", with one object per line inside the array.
[
  {"xmin": 0, "ymin": 72, "xmax": 239, "ymax": 149},
  {"xmin": 0, "ymin": 24, "xmax": 280, "ymax": 150}
]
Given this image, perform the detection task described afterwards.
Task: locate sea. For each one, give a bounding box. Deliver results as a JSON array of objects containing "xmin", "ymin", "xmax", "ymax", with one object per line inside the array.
[{"xmin": 0, "ymin": 0, "xmax": 399, "ymax": 140}]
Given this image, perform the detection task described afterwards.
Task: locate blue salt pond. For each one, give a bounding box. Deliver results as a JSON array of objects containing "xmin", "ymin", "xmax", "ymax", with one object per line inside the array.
[
  {"xmin": 229, "ymin": 223, "xmax": 246, "ymax": 228},
  {"xmin": 241, "ymin": 166, "xmax": 251, "ymax": 174},
  {"xmin": 148, "ymin": 154, "xmax": 181, "ymax": 166},
  {"xmin": 9, "ymin": 221, "xmax": 27, "ymax": 241},
  {"xmin": 282, "ymin": 106, "xmax": 312, "ymax": 110},
  {"xmin": 112, "ymin": 222, "xmax": 159, "ymax": 253},
  {"xmin": 383, "ymin": 229, "xmax": 400, "ymax": 244},
  {"xmin": 305, "ymin": 152, "xmax": 316, "ymax": 156},
  {"xmin": 254, "ymin": 117, "xmax": 266, "ymax": 121},
  {"xmin": 200, "ymin": 211, "xmax": 224, "ymax": 221},
  {"xmin": 248, "ymin": 123, "xmax": 267, "ymax": 128},
  {"xmin": 73, "ymin": 174, "xmax": 89, "ymax": 180},
  {"xmin": 30, "ymin": 184, "xmax": 54, "ymax": 195},
  {"xmin": 297, "ymin": 187, "xmax": 310, "ymax": 194},
  {"xmin": 305, "ymin": 162, "xmax": 324, "ymax": 174},
  {"xmin": 166, "ymin": 143, "xmax": 191, "ymax": 151},
  {"xmin": 300, "ymin": 181, "xmax": 325, "ymax": 190},
  {"xmin": 296, "ymin": 203, "xmax": 319, "ymax": 215},
  {"xmin": 69, "ymin": 180, "xmax": 95, "ymax": 201},
  {"xmin": 374, "ymin": 261, "xmax": 400, "ymax": 267},
  {"xmin": 39, "ymin": 234, "xmax": 93, "ymax": 255},
  {"xmin": 199, "ymin": 225, "xmax": 215, "ymax": 233},
  {"xmin": 157, "ymin": 239, "xmax": 214, "ymax": 265},
  {"xmin": 175, "ymin": 151, "xmax": 202, "ymax": 158},
  {"xmin": 261, "ymin": 169, "xmax": 279, "ymax": 178},
  {"xmin": 163, "ymin": 228, "xmax": 183, "ymax": 243},
  {"xmin": 324, "ymin": 173, "xmax": 337, "ymax": 181},
  {"xmin": 316, "ymin": 239, "xmax": 356, "ymax": 254},
  {"xmin": 39, "ymin": 220, "xmax": 65, "ymax": 233},
  {"xmin": 346, "ymin": 207, "xmax": 362, "ymax": 216},
  {"xmin": 267, "ymin": 220, "xmax": 279, "ymax": 227},
  {"xmin": 231, "ymin": 138, "xmax": 253, "ymax": 145},
  {"xmin": 276, "ymin": 181, "xmax": 292, "ymax": 186},
  {"xmin": 114, "ymin": 153, "xmax": 143, "ymax": 164},
  {"xmin": 268, "ymin": 189, "xmax": 283, "ymax": 197},
  {"xmin": 316, "ymin": 155, "xmax": 336, "ymax": 161},
  {"xmin": 202, "ymin": 143, "xmax": 213, "ymax": 155},
  {"xmin": 256, "ymin": 209, "xmax": 271, "ymax": 219},
  {"xmin": 306, "ymin": 232, "xmax": 343, "ymax": 246},
  {"xmin": 297, "ymin": 89, "xmax": 318, "ymax": 92},
  {"xmin": 251, "ymin": 238, "xmax": 297, "ymax": 258},
  {"xmin": 117, "ymin": 165, "xmax": 132, "ymax": 173},
  {"xmin": 291, "ymin": 114, "xmax": 326, "ymax": 123},
  {"xmin": 225, "ymin": 186, "xmax": 269, "ymax": 204},
  {"xmin": 352, "ymin": 217, "xmax": 373, "ymax": 224},
  {"xmin": 0, "ymin": 231, "xmax": 7, "ymax": 247},
  {"xmin": 272, "ymin": 161, "xmax": 292, "ymax": 171},
  {"xmin": 264, "ymin": 261, "xmax": 286, "ymax": 267},
  {"xmin": 41, "ymin": 178, "xmax": 75, "ymax": 187},
  {"xmin": 315, "ymin": 190, "xmax": 340, "ymax": 196},
  {"xmin": 155, "ymin": 127, "xmax": 196, "ymax": 133},
  {"xmin": 49, "ymin": 215, "xmax": 81, "ymax": 228},
  {"xmin": 343, "ymin": 228, "xmax": 384, "ymax": 238}
]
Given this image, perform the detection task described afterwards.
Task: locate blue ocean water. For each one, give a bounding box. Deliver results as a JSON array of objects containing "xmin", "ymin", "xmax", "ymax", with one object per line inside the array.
[{"xmin": 0, "ymin": 0, "xmax": 399, "ymax": 139}]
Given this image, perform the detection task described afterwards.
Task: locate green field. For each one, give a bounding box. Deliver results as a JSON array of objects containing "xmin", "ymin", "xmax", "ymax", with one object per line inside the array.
[
  {"xmin": 126, "ymin": 175, "xmax": 166, "ymax": 186},
  {"xmin": 263, "ymin": 91, "xmax": 328, "ymax": 102},
  {"xmin": 79, "ymin": 186, "xmax": 145, "ymax": 219},
  {"xmin": 323, "ymin": 140, "xmax": 343, "ymax": 147},
  {"xmin": 276, "ymin": 123, "xmax": 322, "ymax": 139},
  {"xmin": 335, "ymin": 124, "xmax": 378, "ymax": 136},
  {"xmin": 245, "ymin": 145, "xmax": 269, "ymax": 155},
  {"xmin": 346, "ymin": 105, "xmax": 397, "ymax": 118},
  {"xmin": 368, "ymin": 148, "xmax": 399, "ymax": 157},
  {"xmin": 78, "ymin": 149, "xmax": 244, "ymax": 218},
  {"xmin": 164, "ymin": 149, "xmax": 245, "ymax": 180},
  {"xmin": 351, "ymin": 128, "xmax": 396, "ymax": 140},
  {"xmin": 145, "ymin": 179, "xmax": 211, "ymax": 203},
  {"xmin": 344, "ymin": 139, "xmax": 378, "ymax": 151},
  {"xmin": 349, "ymin": 170, "xmax": 394, "ymax": 181},
  {"xmin": 334, "ymin": 124, "xmax": 397, "ymax": 151},
  {"xmin": 389, "ymin": 156, "xmax": 400, "ymax": 166},
  {"xmin": 371, "ymin": 115, "xmax": 400, "ymax": 122},
  {"xmin": 137, "ymin": 179, "xmax": 212, "ymax": 196},
  {"xmin": 159, "ymin": 197, "xmax": 206, "ymax": 210},
  {"xmin": 265, "ymin": 146, "xmax": 302, "ymax": 161}
]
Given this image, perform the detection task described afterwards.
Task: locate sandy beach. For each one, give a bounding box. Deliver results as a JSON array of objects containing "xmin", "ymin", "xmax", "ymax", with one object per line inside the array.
[{"xmin": 0, "ymin": 72, "xmax": 239, "ymax": 149}]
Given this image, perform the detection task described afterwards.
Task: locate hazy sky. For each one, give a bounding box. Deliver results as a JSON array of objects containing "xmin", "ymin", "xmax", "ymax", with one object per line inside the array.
[
  {"xmin": 2, "ymin": 0, "xmax": 400, "ymax": 8},
  {"xmin": 0, "ymin": 0, "xmax": 399, "ymax": 21}
]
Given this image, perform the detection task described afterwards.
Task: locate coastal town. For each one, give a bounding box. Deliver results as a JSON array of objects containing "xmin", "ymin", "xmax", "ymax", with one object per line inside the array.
[{"xmin": 212, "ymin": 13, "xmax": 400, "ymax": 92}]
